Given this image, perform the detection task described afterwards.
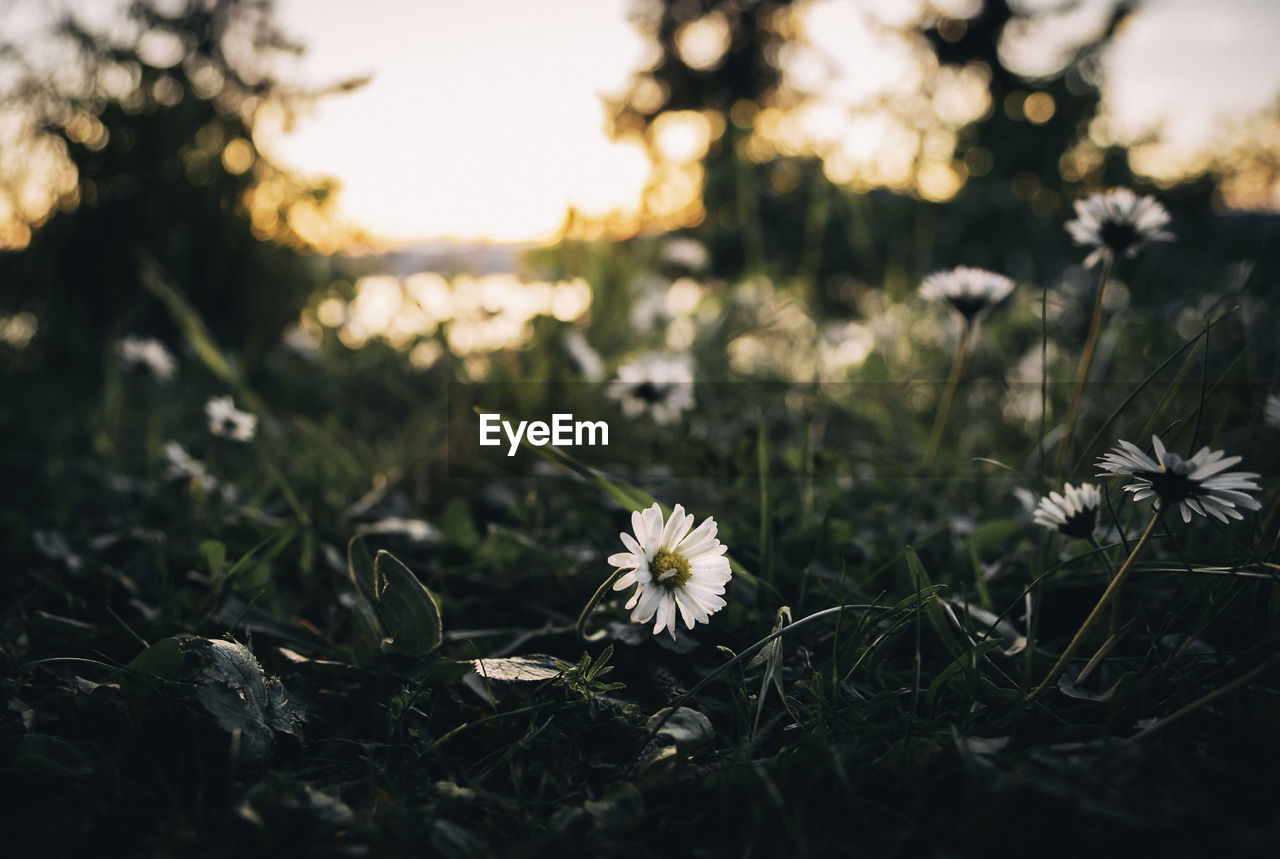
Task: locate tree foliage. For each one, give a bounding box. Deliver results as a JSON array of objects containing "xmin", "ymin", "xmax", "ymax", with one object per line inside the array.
[{"xmin": 0, "ymin": 0, "xmax": 359, "ymax": 375}]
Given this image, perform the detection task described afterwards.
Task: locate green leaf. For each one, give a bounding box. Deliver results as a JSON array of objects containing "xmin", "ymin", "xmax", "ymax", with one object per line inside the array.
[
  {"xmin": 126, "ymin": 634, "xmax": 199, "ymax": 678},
  {"xmin": 344, "ymin": 535, "xmax": 385, "ymax": 662},
  {"xmin": 966, "ymin": 518, "xmax": 1022, "ymax": 609},
  {"xmin": 927, "ymin": 639, "xmax": 1001, "ymax": 711},
  {"xmin": 966, "ymin": 519, "xmax": 1023, "ymax": 558},
  {"xmin": 199, "ymin": 540, "xmax": 227, "ymax": 579},
  {"xmin": 347, "ymin": 535, "xmax": 377, "ymax": 602},
  {"xmin": 748, "ymin": 606, "xmax": 794, "ymax": 736},
  {"xmin": 15, "ymin": 734, "xmax": 94, "ymax": 777},
  {"xmin": 904, "ymin": 548, "xmax": 967, "ymax": 659},
  {"xmin": 373, "ymin": 549, "xmax": 444, "ymax": 658},
  {"xmin": 440, "ymin": 498, "xmax": 479, "ymax": 549}
]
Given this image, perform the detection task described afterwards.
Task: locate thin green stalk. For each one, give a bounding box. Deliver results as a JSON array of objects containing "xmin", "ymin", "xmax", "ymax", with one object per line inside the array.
[
  {"xmin": 1256, "ymin": 490, "xmax": 1280, "ymax": 553},
  {"xmin": 1132, "ymin": 647, "xmax": 1280, "ymax": 741},
  {"xmin": 1088, "ymin": 534, "xmax": 1121, "ymax": 634},
  {"xmin": 647, "ymin": 604, "xmax": 861, "ymax": 740},
  {"xmin": 757, "ymin": 414, "xmax": 772, "ymax": 584},
  {"xmin": 258, "ymin": 448, "xmax": 310, "ymax": 527},
  {"xmin": 576, "ymin": 568, "xmax": 624, "ymax": 642},
  {"xmin": 1058, "ymin": 251, "xmax": 1115, "ymax": 476},
  {"xmin": 923, "ymin": 321, "xmax": 974, "ymax": 469},
  {"xmin": 1027, "ymin": 511, "xmax": 1160, "ymax": 703}
]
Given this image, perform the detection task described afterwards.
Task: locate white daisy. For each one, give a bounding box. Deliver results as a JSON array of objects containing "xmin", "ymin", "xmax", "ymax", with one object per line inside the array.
[
  {"xmin": 117, "ymin": 336, "xmax": 176, "ymax": 382},
  {"xmin": 918, "ymin": 267, "xmax": 1014, "ymax": 323},
  {"xmin": 164, "ymin": 439, "xmax": 216, "ymax": 487},
  {"xmin": 607, "ymin": 352, "xmax": 695, "ymax": 425},
  {"xmin": 609, "ymin": 503, "xmax": 732, "ymax": 638},
  {"xmin": 1065, "ymin": 187, "xmax": 1173, "ymax": 268},
  {"xmin": 282, "ymin": 323, "xmax": 321, "ymax": 360},
  {"xmin": 1266, "ymin": 393, "xmax": 1280, "ymax": 429},
  {"xmin": 205, "ymin": 395, "xmax": 257, "ymax": 442},
  {"xmin": 1095, "ymin": 435, "xmax": 1262, "ymax": 524},
  {"xmin": 1033, "ymin": 482, "xmax": 1102, "ymax": 539}
]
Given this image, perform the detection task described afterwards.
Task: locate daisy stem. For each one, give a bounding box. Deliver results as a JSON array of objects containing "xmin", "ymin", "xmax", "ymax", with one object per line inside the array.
[
  {"xmin": 577, "ymin": 568, "xmax": 624, "ymax": 642},
  {"xmin": 1057, "ymin": 250, "xmax": 1115, "ymax": 477},
  {"xmin": 1256, "ymin": 490, "xmax": 1280, "ymax": 553},
  {"xmin": 923, "ymin": 321, "xmax": 973, "ymax": 469},
  {"xmin": 1027, "ymin": 510, "xmax": 1159, "ymax": 704},
  {"xmin": 1087, "ymin": 534, "xmax": 1121, "ymax": 634},
  {"xmin": 1131, "ymin": 646, "xmax": 1280, "ymax": 741}
]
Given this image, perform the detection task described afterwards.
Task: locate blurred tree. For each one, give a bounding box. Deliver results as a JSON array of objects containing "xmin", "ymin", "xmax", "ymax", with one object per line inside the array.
[
  {"xmin": 610, "ymin": 0, "xmax": 797, "ymax": 136},
  {"xmin": 919, "ymin": 0, "xmax": 1139, "ymax": 265},
  {"xmin": 0, "ymin": 0, "xmax": 362, "ymax": 376},
  {"xmin": 602, "ymin": 0, "xmax": 1146, "ymax": 298}
]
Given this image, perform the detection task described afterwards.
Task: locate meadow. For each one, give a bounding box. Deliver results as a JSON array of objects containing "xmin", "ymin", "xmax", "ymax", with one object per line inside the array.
[{"xmin": 3, "ymin": 176, "xmax": 1279, "ymax": 857}]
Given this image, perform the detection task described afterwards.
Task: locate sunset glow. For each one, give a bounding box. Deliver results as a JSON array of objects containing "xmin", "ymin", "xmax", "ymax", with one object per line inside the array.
[{"xmin": 259, "ymin": 0, "xmax": 654, "ymax": 244}]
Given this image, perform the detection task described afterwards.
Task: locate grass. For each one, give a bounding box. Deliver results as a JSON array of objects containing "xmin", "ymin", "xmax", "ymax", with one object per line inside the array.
[{"xmin": 2, "ymin": 209, "xmax": 1279, "ymax": 858}]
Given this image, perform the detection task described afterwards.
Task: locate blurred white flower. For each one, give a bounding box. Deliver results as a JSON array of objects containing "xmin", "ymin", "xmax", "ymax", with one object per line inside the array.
[
  {"xmin": 1003, "ymin": 342, "xmax": 1059, "ymax": 424},
  {"xmin": 609, "ymin": 503, "xmax": 732, "ymax": 638},
  {"xmin": 1065, "ymin": 187, "xmax": 1173, "ymax": 268},
  {"xmin": 1096, "ymin": 435, "xmax": 1262, "ymax": 523},
  {"xmin": 607, "ymin": 352, "xmax": 695, "ymax": 425},
  {"xmin": 163, "ymin": 440, "xmax": 237, "ymax": 502},
  {"xmin": 659, "ymin": 236, "xmax": 710, "ymax": 271},
  {"xmin": 354, "ymin": 518, "xmax": 440, "ymax": 542},
  {"xmin": 0, "ymin": 311, "xmax": 38, "ymax": 349},
  {"xmin": 1266, "ymin": 393, "xmax": 1280, "ymax": 429},
  {"xmin": 117, "ymin": 336, "xmax": 176, "ymax": 382},
  {"xmin": 164, "ymin": 440, "xmax": 212, "ymax": 485},
  {"xmin": 919, "ymin": 267, "xmax": 1014, "ymax": 323},
  {"xmin": 630, "ymin": 274, "xmax": 672, "ymax": 334},
  {"xmin": 282, "ymin": 323, "xmax": 321, "ymax": 360},
  {"xmin": 33, "ymin": 529, "xmax": 82, "ymax": 572},
  {"xmin": 206, "ymin": 395, "xmax": 257, "ymax": 442},
  {"xmin": 1033, "ymin": 482, "xmax": 1101, "ymax": 539},
  {"xmin": 562, "ymin": 330, "xmax": 604, "ymax": 382}
]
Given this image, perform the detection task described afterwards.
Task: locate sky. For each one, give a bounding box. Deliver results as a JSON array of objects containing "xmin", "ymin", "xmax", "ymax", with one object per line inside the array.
[
  {"xmin": 244, "ymin": 0, "xmax": 1280, "ymax": 244},
  {"xmin": 1103, "ymin": 0, "xmax": 1280, "ymax": 147},
  {"xmin": 3, "ymin": 0, "xmax": 1278, "ymax": 247},
  {"xmin": 261, "ymin": 0, "xmax": 653, "ymax": 245}
]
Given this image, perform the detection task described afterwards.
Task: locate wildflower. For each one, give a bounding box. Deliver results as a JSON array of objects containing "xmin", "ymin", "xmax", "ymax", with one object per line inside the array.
[
  {"xmin": 117, "ymin": 336, "xmax": 176, "ymax": 382},
  {"xmin": 919, "ymin": 266, "xmax": 1014, "ymax": 323},
  {"xmin": 354, "ymin": 518, "xmax": 440, "ymax": 543},
  {"xmin": 1033, "ymin": 482, "xmax": 1102, "ymax": 539},
  {"xmin": 1266, "ymin": 393, "xmax": 1280, "ymax": 429},
  {"xmin": 919, "ymin": 267, "xmax": 1012, "ymax": 467},
  {"xmin": 1096, "ymin": 435, "xmax": 1262, "ymax": 523},
  {"xmin": 609, "ymin": 503, "xmax": 732, "ymax": 638},
  {"xmin": 629, "ymin": 274, "xmax": 673, "ymax": 334},
  {"xmin": 33, "ymin": 529, "xmax": 82, "ymax": 572},
  {"xmin": 206, "ymin": 395, "xmax": 257, "ymax": 442},
  {"xmin": 562, "ymin": 329, "xmax": 604, "ymax": 382},
  {"xmin": 607, "ymin": 352, "xmax": 695, "ymax": 425},
  {"xmin": 163, "ymin": 440, "xmax": 237, "ymax": 502},
  {"xmin": 281, "ymin": 323, "xmax": 321, "ymax": 360},
  {"xmin": 164, "ymin": 439, "xmax": 217, "ymax": 488},
  {"xmin": 1065, "ymin": 188, "xmax": 1173, "ymax": 268}
]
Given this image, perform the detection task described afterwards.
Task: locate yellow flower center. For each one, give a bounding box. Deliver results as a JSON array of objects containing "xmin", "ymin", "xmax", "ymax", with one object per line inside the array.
[{"xmin": 650, "ymin": 550, "xmax": 691, "ymax": 590}]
